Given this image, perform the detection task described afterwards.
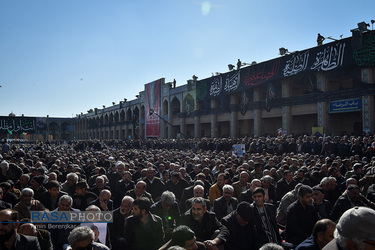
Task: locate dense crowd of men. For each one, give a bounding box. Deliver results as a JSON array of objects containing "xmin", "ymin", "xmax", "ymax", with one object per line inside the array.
[{"xmin": 1, "ymin": 134, "xmax": 375, "ymax": 250}]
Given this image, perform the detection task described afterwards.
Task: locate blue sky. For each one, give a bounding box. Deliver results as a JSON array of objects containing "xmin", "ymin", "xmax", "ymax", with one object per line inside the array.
[{"xmin": 0, "ymin": 0, "xmax": 374, "ymax": 117}]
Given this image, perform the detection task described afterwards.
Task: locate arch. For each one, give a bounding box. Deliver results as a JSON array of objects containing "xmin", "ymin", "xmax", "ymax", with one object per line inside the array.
[
  {"xmin": 114, "ymin": 111, "xmax": 119, "ymax": 123},
  {"xmin": 120, "ymin": 110, "xmax": 125, "ymax": 122},
  {"xmin": 171, "ymin": 97, "xmax": 181, "ymax": 115},
  {"xmin": 126, "ymin": 108, "xmax": 132, "ymax": 121},
  {"xmin": 163, "ymin": 99, "xmax": 168, "ymax": 116}
]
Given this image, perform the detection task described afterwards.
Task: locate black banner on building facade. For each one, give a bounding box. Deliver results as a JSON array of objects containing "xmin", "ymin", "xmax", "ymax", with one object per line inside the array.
[
  {"xmin": 0, "ymin": 116, "xmax": 36, "ymax": 134},
  {"xmin": 196, "ymin": 37, "xmax": 356, "ymax": 101}
]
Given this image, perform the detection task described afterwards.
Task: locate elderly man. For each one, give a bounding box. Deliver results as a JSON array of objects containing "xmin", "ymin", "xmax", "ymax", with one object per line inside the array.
[
  {"xmin": 323, "ymin": 207, "xmax": 375, "ymax": 250},
  {"xmin": 232, "ymin": 171, "xmax": 251, "ymax": 201},
  {"xmin": 61, "ymin": 173, "xmax": 78, "ymax": 197},
  {"xmin": 50, "ymin": 195, "xmax": 80, "ymax": 250},
  {"xmin": 67, "ymin": 226, "xmax": 109, "ymax": 250},
  {"xmin": 13, "ymin": 188, "xmax": 47, "ymax": 220},
  {"xmin": 124, "ymin": 197, "xmax": 165, "ymax": 250},
  {"xmin": 213, "ymin": 184, "xmax": 239, "ymax": 221},
  {"xmin": 240, "ymin": 178, "xmax": 261, "ymax": 203},
  {"xmin": 185, "ymin": 184, "xmax": 211, "ymax": 213},
  {"xmin": 89, "ymin": 189, "xmax": 113, "ymax": 211},
  {"xmin": 151, "ymin": 191, "xmax": 181, "ymax": 240},
  {"xmin": 276, "ymin": 183, "xmax": 303, "ymax": 227},
  {"xmin": 312, "ymin": 186, "xmax": 332, "ymax": 219},
  {"xmin": 330, "ymin": 184, "xmax": 365, "ymax": 222},
  {"xmin": 126, "ymin": 180, "xmax": 154, "ymax": 203},
  {"xmin": 109, "ymin": 195, "xmax": 134, "ymax": 249},
  {"xmin": 261, "ymin": 175, "xmax": 277, "ymax": 205},
  {"xmin": 0, "ymin": 209, "xmax": 41, "ymax": 249}
]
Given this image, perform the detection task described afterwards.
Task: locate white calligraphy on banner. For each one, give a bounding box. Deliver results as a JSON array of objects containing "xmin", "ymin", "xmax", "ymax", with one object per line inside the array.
[
  {"xmin": 310, "ymin": 43, "xmax": 346, "ymax": 71},
  {"xmin": 283, "ymin": 52, "xmax": 309, "ymax": 77},
  {"xmin": 224, "ymin": 71, "xmax": 240, "ymax": 92},
  {"xmin": 209, "ymin": 77, "xmax": 222, "ymax": 97}
]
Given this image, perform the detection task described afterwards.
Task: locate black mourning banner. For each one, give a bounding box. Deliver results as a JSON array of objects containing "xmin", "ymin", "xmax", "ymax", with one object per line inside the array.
[
  {"xmin": 196, "ymin": 37, "xmax": 356, "ymax": 101},
  {"xmin": 0, "ymin": 116, "xmax": 36, "ymax": 134}
]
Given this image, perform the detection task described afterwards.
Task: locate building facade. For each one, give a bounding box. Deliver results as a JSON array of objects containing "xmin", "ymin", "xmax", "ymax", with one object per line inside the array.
[{"xmin": 70, "ymin": 30, "xmax": 374, "ymax": 139}]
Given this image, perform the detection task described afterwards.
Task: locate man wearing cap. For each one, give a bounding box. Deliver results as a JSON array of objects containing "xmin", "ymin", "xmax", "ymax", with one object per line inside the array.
[
  {"xmin": 344, "ymin": 163, "xmax": 363, "ymax": 182},
  {"xmin": 205, "ymin": 201, "xmax": 257, "ymax": 250},
  {"xmin": 312, "ymin": 186, "xmax": 332, "ymax": 219},
  {"xmin": 286, "ymin": 185, "xmax": 319, "ymax": 246},
  {"xmin": 323, "ymin": 206, "xmax": 375, "ymax": 250}
]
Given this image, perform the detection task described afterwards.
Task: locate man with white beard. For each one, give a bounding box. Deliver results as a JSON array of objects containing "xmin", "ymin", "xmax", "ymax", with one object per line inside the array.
[
  {"xmin": 108, "ymin": 196, "xmax": 134, "ymax": 249},
  {"xmin": 240, "ymin": 179, "xmax": 261, "ymax": 203}
]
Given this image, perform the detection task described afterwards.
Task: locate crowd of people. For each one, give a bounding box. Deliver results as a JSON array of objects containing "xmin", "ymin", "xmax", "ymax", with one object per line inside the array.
[{"xmin": 0, "ymin": 134, "xmax": 375, "ymax": 250}]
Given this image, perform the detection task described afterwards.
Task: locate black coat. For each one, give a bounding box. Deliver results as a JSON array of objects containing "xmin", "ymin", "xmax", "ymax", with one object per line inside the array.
[
  {"xmin": 221, "ymin": 211, "xmax": 257, "ymax": 250},
  {"xmin": 108, "ymin": 207, "xmax": 128, "ymax": 249},
  {"xmin": 182, "ymin": 209, "xmax": 228, "ymax": 242},
  {"xmin": 213, "ymin": 196, "xmax": 239, "ymax": 221},
  {"xmin": 251, "ymin": 203, "xmax": 281, "ymax": 248},
  {"xmin": 150, "ymin": 200, "xmax": 181, "ymax": 229},
  {"xmin": 276, "ymin": 178, "xmax": 297, "ymax": 201},
  {"xmin": 285, "ymin": 200, "xmax": 319, "ymax": 246},
  {"xmin": 124, "ymin": 213, "xmax": 165, "ymax": 250}
]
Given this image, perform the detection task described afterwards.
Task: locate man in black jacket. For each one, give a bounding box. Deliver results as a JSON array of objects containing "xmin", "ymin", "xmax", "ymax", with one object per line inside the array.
[
  {"xmin": 150, "ymin": 191, "xmax": 181, "ymax": 240},
  {"xmin": 0, "ymin": 209, "xmax": 41, "ymax": 250},
  {"xmin": 285, "ymin": 185, "xmax": 319, "ymax": 246},
  {"xmin": 208, "ymin": 201, "xmax": 258, "ymax": 250},
  {"xmin": 124, "ymin": 197, "xmax": 165, "ymax": 250},
  {"xmin": 213, "ymin": 184, "xmax": 239, "ymax": 221},
  {"xmin": 108, "ymin": 196, "xmax": 134, "ymax": 249},
  {"xmin": 182, "ymin": 197, "xmax": 228, "ymax": 243}
]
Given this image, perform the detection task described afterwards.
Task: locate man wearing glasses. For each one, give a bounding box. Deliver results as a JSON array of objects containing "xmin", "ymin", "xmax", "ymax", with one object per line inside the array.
[{"xmin": 0, "ymin": 209, "xmax": 41, "ymax": 249}]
